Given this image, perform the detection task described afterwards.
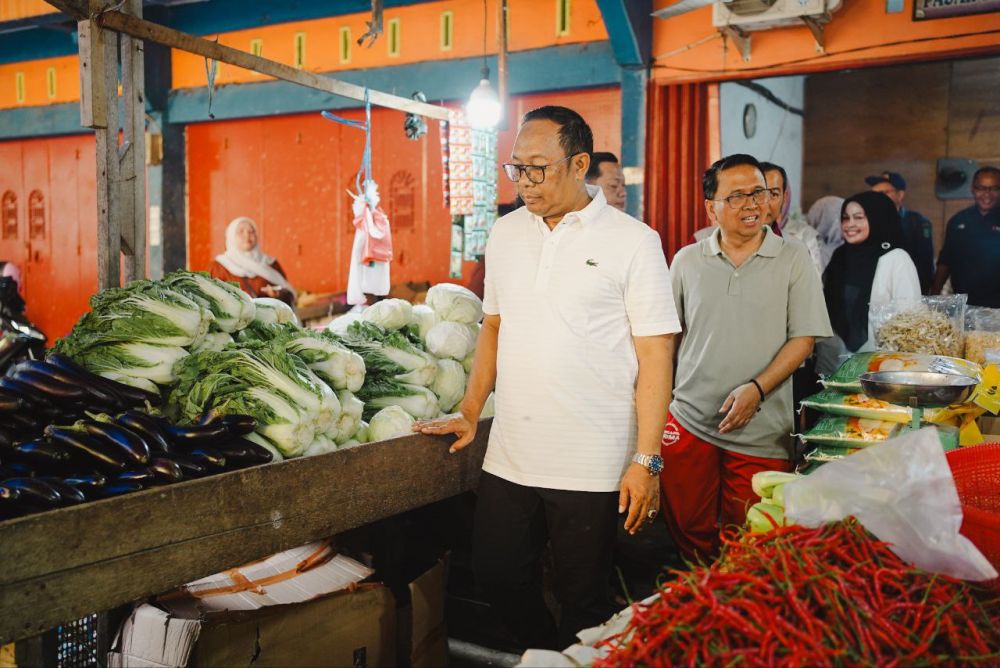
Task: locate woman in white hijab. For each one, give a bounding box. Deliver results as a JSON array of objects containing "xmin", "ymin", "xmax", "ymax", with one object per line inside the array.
[{"xmin": 209, "ymin": 217, "xmax": 296, "ymax": 305}]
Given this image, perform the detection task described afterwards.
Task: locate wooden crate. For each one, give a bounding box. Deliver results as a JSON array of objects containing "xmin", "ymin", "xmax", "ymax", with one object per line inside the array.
[{"xmin": 0, "ymin": 422, "xmax": 490, "ymax": 644}]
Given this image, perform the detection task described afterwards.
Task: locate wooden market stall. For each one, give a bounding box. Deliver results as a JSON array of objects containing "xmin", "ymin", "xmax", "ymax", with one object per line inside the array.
[
  {"xmin": 1, "ymin": 424, "xmax": 490, "ymax": 652},
  {"xmin": 3, "ymin": 0, "xmax": 472, "ymax": 660}
]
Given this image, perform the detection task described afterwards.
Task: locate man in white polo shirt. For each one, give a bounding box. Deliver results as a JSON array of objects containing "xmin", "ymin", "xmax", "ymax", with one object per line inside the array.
[
  {"xmin": 415, "ymin": 106, "xmax": 679, "ymax": 649},
  {"xmin": 661, "ymin": 154, "xmax": 831, "ymax": 563}
]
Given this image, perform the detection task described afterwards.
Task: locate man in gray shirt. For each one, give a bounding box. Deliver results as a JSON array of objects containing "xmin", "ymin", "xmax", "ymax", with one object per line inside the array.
[{"xmin": 660, "ymin": 154, "xmax": 831, "ymax": 562}]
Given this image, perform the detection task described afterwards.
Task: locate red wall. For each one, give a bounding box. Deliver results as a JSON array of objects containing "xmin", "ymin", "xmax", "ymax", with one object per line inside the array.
[
  {"xmin": 0, "ymin": 135, "xmax": 97, "ymax": 342},
  {"xmin": 187, "ymin": 86, "xmax": 622, "ymax": 294}
]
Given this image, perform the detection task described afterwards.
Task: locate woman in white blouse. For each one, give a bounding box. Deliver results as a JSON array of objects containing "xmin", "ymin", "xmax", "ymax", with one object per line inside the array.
[{"xmin": 816, "ymin": 191, "xmax": 920, "ymax": 375}]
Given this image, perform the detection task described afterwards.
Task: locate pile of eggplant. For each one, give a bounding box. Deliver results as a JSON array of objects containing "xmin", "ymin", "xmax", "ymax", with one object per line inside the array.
[{"xmin": 0, "ymin": 356, "xmax": 273, "ymax": 520}]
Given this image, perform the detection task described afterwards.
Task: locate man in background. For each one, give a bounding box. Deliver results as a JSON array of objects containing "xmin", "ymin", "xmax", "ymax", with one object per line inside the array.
[
  {"xmin": 865, "ymin": 171, "xmax": 934, "ymax": 294},
  {"xmin": 586, "ymin": 151, "xmax": 627, "ymax": 211},
  {"xmin": 760, "ymin": 161, "xmax": 821, "ymax": 275},
  {"xmin": 933, "ymin": 166, "xmax": 1000, "ymax": 307}
]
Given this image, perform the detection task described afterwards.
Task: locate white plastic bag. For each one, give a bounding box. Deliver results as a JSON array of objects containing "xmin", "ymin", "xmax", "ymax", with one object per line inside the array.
[{"xmin": 784, "ymin": 427, "xmax": 996, "ymax": 581}]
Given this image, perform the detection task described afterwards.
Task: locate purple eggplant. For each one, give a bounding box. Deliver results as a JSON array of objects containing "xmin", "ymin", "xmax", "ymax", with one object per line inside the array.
[
  {"xmin": 11, "ymin": 369, "xmax": 89, "ymax": 403},
  {"xmin": 0, "ymin": 387, "xmax": 23, "ymax": 413},
  {"xmin": 163, "ymin": 422, "xmax": 229, "ymax": 445},
  {"xmin": 46, "ymin": 427, "xmax": 129, "ymax": 473},
  {"xmin": 46, "ymin": 354, "xmax": 158, "ymax": 407},
  {"xmin": 186, "ymin": 447, "xmax": 226, "ymax": 470},
  {"xmin": 199, "ymin": 412, "xmax": 257, "ymax": 436},
  {"xmin": 115, "ymin": 412, "xmax": 175, "ymax": 454},
  {"xmin": 97, "ymin": 481, "xmax": 143, "ymax": 498},
  {"xmin": 11, "ymin": 359, "xmax": 122, "ymax": 408},
  {"xmin": 38, "ymin": 477, "xmax": 86, "ymax": 506},
  {"xmin": 215, "ymin": 438, "xmax": 274, "ymax": 467},
  {"xmin": 10, "ymin": 439, "xmax": 73, "ymax": 471},
  {"xmin": 78, "ymin": 420, "xmax": 151, "ymax": 466},
  {"xmin": 148, "ymin": 457, "xmax": 184, "ymax": 484},
  {"xmin": 61, "ymin": 472, "xmax": 107, "ymax": 500},
  {"xmin": 165, "ymin": 454, "xmax": 209, "ymax": 478},
  {"xmin": 1, "ymin": 477, "xmax": 61, "ymax": 510},
  {"xmin": 0, "ymin": 377, "xmax": 51, "ymax": 409}
]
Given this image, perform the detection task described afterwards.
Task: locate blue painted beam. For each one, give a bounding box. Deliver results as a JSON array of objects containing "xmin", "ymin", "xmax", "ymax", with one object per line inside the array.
[
  {"xmin": 594, "ymin": 0, "xmax": 651, "ymax": 67},
  {"xmin": 0, "ymin": 102, "xmax": 90, "ymax": 139},
  {"xmin": 620, "ymin": 66, "xmax": 647, "ymax": 220},
  {"xmin": 0, "ymin": 0, "xmax": 439, "ymax": 64},
  {"xmin": 167, "ymin": 42, "xmax": 619, "ymax": 124}
]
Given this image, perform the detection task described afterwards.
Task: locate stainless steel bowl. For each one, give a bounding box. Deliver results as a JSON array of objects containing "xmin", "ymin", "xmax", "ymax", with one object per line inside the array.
[{"xmin": 859, "ymin": 371, "xmax": 978, "ymax": 408}]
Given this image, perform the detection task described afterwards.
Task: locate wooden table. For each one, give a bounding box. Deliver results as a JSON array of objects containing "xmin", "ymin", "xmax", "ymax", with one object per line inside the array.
[{"xmin": 0, "ymin": 422, "xmax": 490, "ymax": 645}]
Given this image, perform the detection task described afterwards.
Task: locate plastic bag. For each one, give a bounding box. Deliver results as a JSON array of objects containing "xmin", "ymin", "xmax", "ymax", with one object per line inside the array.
[
  {"xmin": 822, "ymin": 351, "xmax": 981, "ymax": 393},
  {"xmin": 784, "ymin": 427, "xmax": 997, "ymax": 581},
  {"xmin": 964, "ymin": 307, "xmax": 1000, "ymax": 366},
  {"xmin": 871, "ymin": 295, "xmax": 967, "ymax": 357}
]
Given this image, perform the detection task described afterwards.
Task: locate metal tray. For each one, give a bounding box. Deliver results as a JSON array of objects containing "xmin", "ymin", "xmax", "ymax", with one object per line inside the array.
[{"xmin": 859, "ymin": 371, "xmax": 978, "ymax": 408}]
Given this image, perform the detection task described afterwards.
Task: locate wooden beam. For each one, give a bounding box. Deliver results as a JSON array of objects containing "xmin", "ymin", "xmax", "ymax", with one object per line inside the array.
[
  {"xmin": 41, "ymin": 0, "xmax": 90, "ymax": 20},
  {"xmin": 97, "ymin": 10, "xmax": 451, "ymax": 121},
  {"xmin": 0, "ymin": 424, "xmax": 489, "ymax": 644}
]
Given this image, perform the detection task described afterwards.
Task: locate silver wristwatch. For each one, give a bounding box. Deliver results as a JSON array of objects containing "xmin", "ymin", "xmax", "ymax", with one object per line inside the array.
[{"xmin": 632, "ymin": 453, "xmax": 664, "ymax": 476}]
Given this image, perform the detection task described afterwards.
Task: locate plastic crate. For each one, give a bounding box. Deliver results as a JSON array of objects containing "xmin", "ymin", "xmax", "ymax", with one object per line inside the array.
[{"xmin": 947, "ymin": 443, "xmax": 1000, "ymax": 571}]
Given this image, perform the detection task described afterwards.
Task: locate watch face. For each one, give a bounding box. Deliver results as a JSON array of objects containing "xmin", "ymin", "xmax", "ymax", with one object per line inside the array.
[{"xmin": 649, "ymin": 454, "xmax": 664, "ymax": 475}]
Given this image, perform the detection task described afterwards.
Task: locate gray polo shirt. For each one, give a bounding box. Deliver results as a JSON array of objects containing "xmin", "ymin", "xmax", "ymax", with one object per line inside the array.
[{"xmin": 670, "ymin": 227, "xmax": 832, "ymax": 459}]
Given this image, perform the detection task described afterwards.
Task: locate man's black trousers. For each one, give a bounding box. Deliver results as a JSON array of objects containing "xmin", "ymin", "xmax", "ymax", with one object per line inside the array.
[{"xmin": 472, "ymin": 471, "xmax": 619, "ymax": 650}]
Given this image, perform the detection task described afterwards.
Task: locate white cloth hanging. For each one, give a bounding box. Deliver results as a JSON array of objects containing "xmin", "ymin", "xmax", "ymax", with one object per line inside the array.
[{"xmin": 346, "ymin": 181, "xmax": 391, "ymax": 305}]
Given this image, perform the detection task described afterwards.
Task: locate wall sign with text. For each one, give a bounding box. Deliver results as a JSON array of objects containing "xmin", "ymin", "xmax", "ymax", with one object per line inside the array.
[{"xmin": 914, "ymin": 0, "xmax": 1000, "ymax": 20}]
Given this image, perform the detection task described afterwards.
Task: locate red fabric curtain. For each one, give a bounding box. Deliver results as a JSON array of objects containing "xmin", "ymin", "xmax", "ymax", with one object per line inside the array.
[{"xmin": 645, "ymin": 82, "xmax": 714, "ymax": 262}]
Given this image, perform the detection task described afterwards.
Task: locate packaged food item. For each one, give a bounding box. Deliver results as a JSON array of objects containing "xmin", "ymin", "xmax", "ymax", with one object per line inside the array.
[
  {"xmin": 799, "ymin": 416, "xmax": 901, "ymax": 448},
  {"xmin": 801, "ymin": 390, "xmax": 913, "ymax": 423},
  {"xmin": 871, "ymin": 295, "xmax": 967, "ymax": 357},
  {"xmin": 800, "ymin": 417, "xmax": 959, "ymax": 456},
  {"xmin": 821, "ymin": 352, "xmax": 981, "ymax": 393},
  {"xmin": 964, "ymin": 307, "xmax": 1000, "ymax": 366}
]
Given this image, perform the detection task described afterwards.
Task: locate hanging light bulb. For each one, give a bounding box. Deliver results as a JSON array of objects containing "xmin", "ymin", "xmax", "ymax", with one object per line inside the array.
[{"xmin": 466, "ymin": 65, "xmax": 502, "ymax": 129}]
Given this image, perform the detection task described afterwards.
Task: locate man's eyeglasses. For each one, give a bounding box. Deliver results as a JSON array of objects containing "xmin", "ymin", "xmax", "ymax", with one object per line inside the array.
[
  {"xmin": 711, "ymin": 188, "xmax": 771, "ymax": 210},
  {"xmin": 502, "ymin": 155, "xmax": 574, "ymax": 184},
  {"xmin": 973, "ymin": 185, "xmax": 1000, "ymax": 194}
]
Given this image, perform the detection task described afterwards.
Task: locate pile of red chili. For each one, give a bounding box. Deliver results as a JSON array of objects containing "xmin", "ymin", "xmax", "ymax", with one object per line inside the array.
[{"xmin": 595, "ymin": 520, "xmax": 1000, "ymax": 666}]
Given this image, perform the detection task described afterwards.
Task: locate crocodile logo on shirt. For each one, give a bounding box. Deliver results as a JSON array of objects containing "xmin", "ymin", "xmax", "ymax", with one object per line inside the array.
[{"xmin": 585, "ymin": 259, "xmax": 598, "ymax": 267}]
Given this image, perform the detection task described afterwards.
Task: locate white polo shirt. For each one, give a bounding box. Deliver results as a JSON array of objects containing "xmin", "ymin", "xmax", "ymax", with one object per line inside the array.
[{"xmin": 482, "ymin": 186, "xmax": 681, "ymax": 492}]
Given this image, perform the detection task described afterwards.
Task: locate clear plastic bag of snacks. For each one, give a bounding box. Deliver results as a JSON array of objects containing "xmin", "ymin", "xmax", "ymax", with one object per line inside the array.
[
  {"xmin": 871, "ymin": 295, "xmax": 967, "ymax": 357},
  {"xmin": 964, "ymin": 307, "xmax": 1000, "ymax": 366}
]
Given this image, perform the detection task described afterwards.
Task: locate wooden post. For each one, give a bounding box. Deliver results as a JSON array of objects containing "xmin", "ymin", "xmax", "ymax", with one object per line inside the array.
[
  {"xmin": 79, "ymin": 0, "xmax": 147, "ymax": 290},
  {"xmin": 81, "ymin": 6, "xmax": 123, "ymax": 291},
  {"xmin": 120, "ymin": 0, "xmax": 146, "ymax": 283}
]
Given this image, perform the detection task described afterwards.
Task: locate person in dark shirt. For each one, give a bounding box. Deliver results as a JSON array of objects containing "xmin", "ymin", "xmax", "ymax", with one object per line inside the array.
[
  {"xmin": 932, "ymin": 166, "xmax": 1000, "ymax": 307},
  {"xmin": 865, "ymin": 171, "xmax": 935, "ymax": 294}
]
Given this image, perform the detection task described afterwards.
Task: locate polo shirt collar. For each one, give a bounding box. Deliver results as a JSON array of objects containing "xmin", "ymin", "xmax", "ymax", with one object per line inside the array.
[
  {"xmin": 529, "ymin": 184, "xmax": 607, "ymax": 229},
  {"xmin": 703, "ymin": 225, "xmax": 783, "ymax": 258}
]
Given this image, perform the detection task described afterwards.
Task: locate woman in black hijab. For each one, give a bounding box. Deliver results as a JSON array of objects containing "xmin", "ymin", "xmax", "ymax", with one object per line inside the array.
[{"xmin": 816, "ymin": 191, "xmax": 921, "ymax": 375}]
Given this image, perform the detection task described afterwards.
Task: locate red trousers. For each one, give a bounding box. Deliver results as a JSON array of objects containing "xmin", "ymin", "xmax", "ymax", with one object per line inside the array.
[{"xmin": 659, "ymin": 415, "xmax": 793, "ymax": 563}]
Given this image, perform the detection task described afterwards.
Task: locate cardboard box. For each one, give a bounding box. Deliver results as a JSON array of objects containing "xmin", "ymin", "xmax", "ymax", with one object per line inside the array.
[
  {"xmin": 190, "ymin": 584, "xmax": 396, "ymax": 668},
  {"xmin": 397, "ymin": 558, "xmax": 448, "ymax": 668}
]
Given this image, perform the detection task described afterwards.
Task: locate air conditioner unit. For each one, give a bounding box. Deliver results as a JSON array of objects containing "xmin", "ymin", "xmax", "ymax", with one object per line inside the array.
[{"xmin": 713, "ymin": 0, "xmax": 843, "ymax": 30}]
